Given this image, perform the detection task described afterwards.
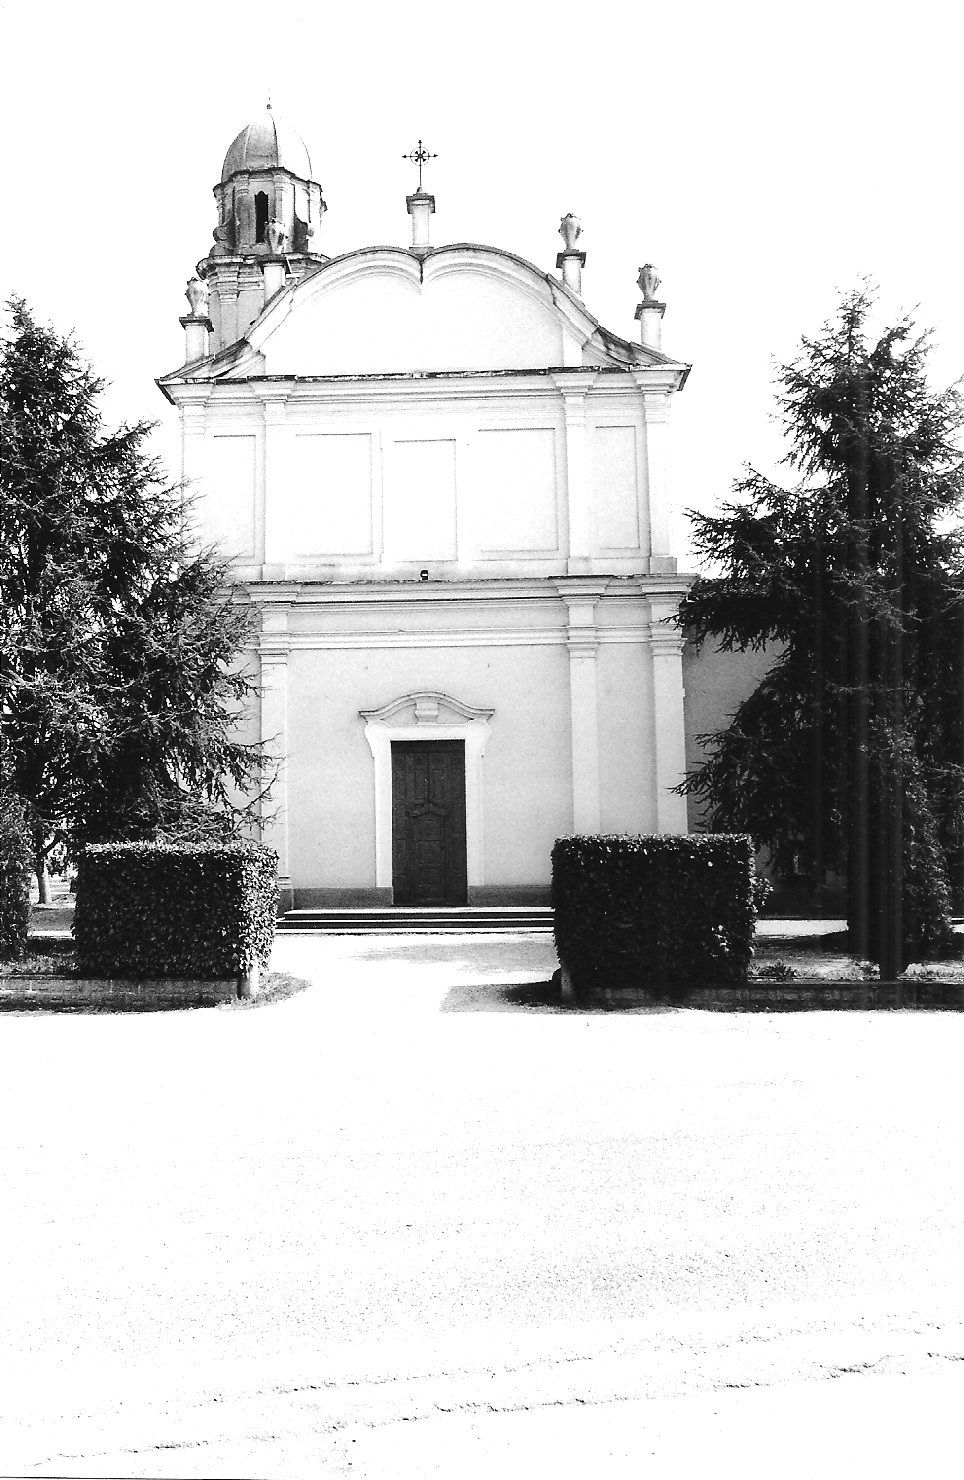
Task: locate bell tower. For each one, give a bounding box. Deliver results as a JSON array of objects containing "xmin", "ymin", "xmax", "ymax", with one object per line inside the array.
[{"xmin": 198, "ymin": 104, "xmax": 327, "ymax": 355}]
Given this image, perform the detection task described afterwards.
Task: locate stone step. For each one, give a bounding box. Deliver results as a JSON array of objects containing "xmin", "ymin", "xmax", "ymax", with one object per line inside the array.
[{"xmin": 277, "ymin": 907, "xmax": 554, "ymax": 934}]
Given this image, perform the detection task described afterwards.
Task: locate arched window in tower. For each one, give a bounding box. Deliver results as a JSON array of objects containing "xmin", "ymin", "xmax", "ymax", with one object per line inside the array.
[{"xmin": 255, "ymin": 191, "xmax": 269, "ymax": 244}]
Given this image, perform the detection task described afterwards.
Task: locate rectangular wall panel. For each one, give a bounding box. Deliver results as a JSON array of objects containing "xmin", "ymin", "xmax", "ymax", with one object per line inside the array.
[
  {"xmin": 384, "ymin": 439, "xmax": 458, "ymax": 560},
  {"xmin": 591, "ymin": 424, "xmax": 640, "ymax": 551},
  {"xmin": 286, "ymin": 433, "xmax": 374, "ymax": 557},
  {"xmin": 475, "ymin": 427, "xmax": 558, "ymax": 554},
  {"xmin": 206, "ymin": 434, "xmax": 257, "ymax": 559}
]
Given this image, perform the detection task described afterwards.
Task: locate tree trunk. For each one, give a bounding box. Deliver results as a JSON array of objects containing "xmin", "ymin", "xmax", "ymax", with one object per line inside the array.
[{"xmin": 33, "ymin": 826, "xmax": 50, "ymax": 905}]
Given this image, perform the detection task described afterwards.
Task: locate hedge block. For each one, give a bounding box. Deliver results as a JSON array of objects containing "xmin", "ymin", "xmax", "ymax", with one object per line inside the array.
[
  {"xmin": 552, "ymin": 834, "xmax": 756, "ymax": 999},
  {"xmin": 0, "ymin": 795, "xmax": 31, "ymax": 962},
  {"xmin": 74, "ymin": 842, "xmax": 278, "ymax": 979}
]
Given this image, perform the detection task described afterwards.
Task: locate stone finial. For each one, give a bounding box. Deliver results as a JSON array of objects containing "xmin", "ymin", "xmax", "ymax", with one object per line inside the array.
[
  {"xmin": 185, "ymin": 274, "xmax": 210, "ymax": 317},
  {"xmin": 180, "ymin": 275, "xmax": 211, "ymax": 363},
  {"xmin": 635, "ymin": 264, "xmax": 666, "ymax": 350},
  {"xmin": 556, "ymin": 214, "xmax": 587, "ymax": 296},
  {"xmin": 559, "ymin": 213, "xmax": 582, "ymax": 251},
  {"xmin": 638, "ymin": 264, "xmax": 661, "ymax": 301},
  {"xmin": 266, "ymin": 217, "xmax": 286, "ymax": 253}
]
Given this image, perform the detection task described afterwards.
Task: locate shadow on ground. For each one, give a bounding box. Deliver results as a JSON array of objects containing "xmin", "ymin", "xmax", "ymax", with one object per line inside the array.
[
  {"xmin": 441, "ymin": 981, "xmax": 564, "ymax": 1012},
  {"xmin": 439, "ymin": 981, "xmax": 674, "ymax": 1013}
]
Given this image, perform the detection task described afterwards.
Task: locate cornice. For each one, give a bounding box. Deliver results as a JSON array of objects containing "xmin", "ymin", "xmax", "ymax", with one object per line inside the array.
[
  {"xmin": 235, "ymin": 574, "xmax": 695, "ymax": 607},
  {"xmin": 159, "ymin": 365, "xmax": 685, "ymax": 408}
]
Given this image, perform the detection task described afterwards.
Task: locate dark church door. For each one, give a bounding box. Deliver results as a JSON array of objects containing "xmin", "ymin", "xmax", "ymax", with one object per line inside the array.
[{"xmin": 391, "ymin": 741, "xmax": 467, "ymax": 905}]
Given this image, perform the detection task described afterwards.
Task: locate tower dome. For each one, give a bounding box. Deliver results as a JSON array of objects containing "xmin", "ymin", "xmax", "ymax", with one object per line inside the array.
[
  {"xmin": 201, "ymin": 105, "xmax": 327, "ymax": 355},
  {"xmin": 209, "ymin": 103, "xmax": 326, "ymax": 267},
  {"xmin": 221, "ymin": 105, "xmax": 314, "ymax": 185}
]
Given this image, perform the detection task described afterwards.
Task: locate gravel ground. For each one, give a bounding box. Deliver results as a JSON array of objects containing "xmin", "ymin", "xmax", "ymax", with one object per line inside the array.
[{"xmin": 1, "ymin": 930, "xmax": 962, "ymax": 1476}]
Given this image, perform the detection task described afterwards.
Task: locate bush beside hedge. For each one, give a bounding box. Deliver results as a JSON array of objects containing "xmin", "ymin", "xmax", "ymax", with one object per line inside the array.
[
  {"xmin": 74, "ymin": 842, "xmax": 278, "ymax": 979},
  {"xmin": 552, "ymin": 834, "xmax": 756, "ymax": 999},
  {"xmin": 0, "ymin": 795, "xmax": 31, "ymax": 962}
]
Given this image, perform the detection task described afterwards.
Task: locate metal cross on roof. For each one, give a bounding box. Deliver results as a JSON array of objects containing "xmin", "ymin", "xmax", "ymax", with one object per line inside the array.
[{"xmin": 402, "ymin": 139, "xmax": 437, "ymax": 192}]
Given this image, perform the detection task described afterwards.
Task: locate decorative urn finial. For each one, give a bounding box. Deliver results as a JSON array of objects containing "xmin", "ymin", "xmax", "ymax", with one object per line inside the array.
[
  {"xmin": 185, "ymin": 274, "xmax": 210, "ymax": 317},
  {"xmin": 559, "ymin": 213, "xmax": 582, "ymax": 251},
  {"xmin": 634, "ymin": 264, "xmax": 666, "ymax": 350},
  {"xmin": 637, "ymin": 264, "xmax": 661, "ymax": 302}
]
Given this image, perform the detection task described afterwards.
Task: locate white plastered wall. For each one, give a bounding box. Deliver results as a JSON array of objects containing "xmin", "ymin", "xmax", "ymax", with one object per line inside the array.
[
  {"xmin": 265, "ymin": 584, "xmax": 686, "ymax": 904},
  {"xmin": 282, "ymin": 634, "xmax": 574, "ymax": 902},
  {"xmin": 183, "ymin": 376, "xmax": 681, "ymax": 584}
]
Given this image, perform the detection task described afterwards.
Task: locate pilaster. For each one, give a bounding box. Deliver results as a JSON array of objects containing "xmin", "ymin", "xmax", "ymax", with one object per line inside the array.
[
  {"xmin": 556, "ymin": 249, "xmax": 586, "ymax": 297},
  {"xmin": 406, "ymin": 190, "xmax": 436, "ymax": 256},
  {"xmin": 635, "ymin": 299, "xmax": 666, "ymax": 351},
  {"xmin": 552, "ymin": 372, "xmax": 597, "ymax": 573},
  {"xmin": 180, "ymin": 396, "xmax": 209, "ymax": 520},
  {"xmin": 179, "ymin": 315, "xmax": 211, "ymax": 365},
  {"xmin": 213, "ymin": 264, "xmax": 241, "ymax": 352},
  {"xmin": 259, "ymin": 604, "xmax": 292, "ymax": 901},
  {"xmin": 638, "ymin": 385, "xmax": 677, "ymax": 573},
  {"xmin": 558, "ymin": 580, "xmax": 608, "ymax": 833},
  {"xmin": 649, "ymin": 595, "xmax": 689, "ymax": 834},
  {"xmin": 262, "ymin": 256, "xmax": 286, "ymax": 304},
  {"xmin": 261, "ymin": 393, "xmax": 290, "ymax": 576}
]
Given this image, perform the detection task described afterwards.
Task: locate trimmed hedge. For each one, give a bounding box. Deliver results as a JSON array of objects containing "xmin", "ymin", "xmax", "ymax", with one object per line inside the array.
[
  {"xmin": 74, "ymin": 842, "xmax": 278, "ymax": 979},
  {"xmin": 552, "ymin": 834, "xmax": 756, "ymax": 999},
  {"xmin": 0, "ymin": 795, "xmax": 31, "ymax": 962}
]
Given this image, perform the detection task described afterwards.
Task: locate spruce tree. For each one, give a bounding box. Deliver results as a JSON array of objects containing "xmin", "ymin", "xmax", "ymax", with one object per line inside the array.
[
  {"xmin": 0, "ymin": 299, "xmax": 264, "ymax": 894},
  {"xmin": 680, "ymin": 287, "xmax": 964, "ymax": 977}
]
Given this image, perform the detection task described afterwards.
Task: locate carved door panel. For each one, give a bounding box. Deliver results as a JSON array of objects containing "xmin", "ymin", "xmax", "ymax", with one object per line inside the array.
[{"xmin": 391, "ymin": 741, "xmax": 467, "ymax": 905}]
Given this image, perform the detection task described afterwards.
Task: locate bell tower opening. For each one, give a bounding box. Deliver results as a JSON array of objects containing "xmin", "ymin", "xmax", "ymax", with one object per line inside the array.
[{"xmin": 255, "ymin": 191, "xmax": 269, "ymax": 244}]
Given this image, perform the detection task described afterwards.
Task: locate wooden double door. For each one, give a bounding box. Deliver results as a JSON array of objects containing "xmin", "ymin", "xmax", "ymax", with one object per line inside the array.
[{"xmin": 391, "ymin": 740, "xmax": 468, "ymax": 905}]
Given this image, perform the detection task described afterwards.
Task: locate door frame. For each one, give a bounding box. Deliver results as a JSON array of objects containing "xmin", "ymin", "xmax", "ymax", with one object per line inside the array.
[{"xmin": 360, "ymin": 691, "xmax": 494, "ymax": 895}]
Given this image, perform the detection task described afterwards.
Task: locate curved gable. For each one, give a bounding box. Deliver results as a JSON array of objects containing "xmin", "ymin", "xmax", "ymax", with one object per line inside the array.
[{"xmin": 249, "ymin": 245, "xmax": 601, "ymax": 375}]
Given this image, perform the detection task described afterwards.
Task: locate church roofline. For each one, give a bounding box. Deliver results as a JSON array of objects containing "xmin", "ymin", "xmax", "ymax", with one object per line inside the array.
[
  {"xmin": 156, "ymin": 361, "xmax": 690, "ymax": 403},
  {"xmin": 241, "ymin": 241, "xmax": 682, "ymax": 369},
  {"xmin": 160, "ymin": 241, "xmax": 691, "ymax": 393}
]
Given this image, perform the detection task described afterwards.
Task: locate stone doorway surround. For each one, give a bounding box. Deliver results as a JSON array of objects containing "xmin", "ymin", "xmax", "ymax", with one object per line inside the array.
[{"xmin": 360, "ymin": 691, "xmax": 494, "ymax": 899}]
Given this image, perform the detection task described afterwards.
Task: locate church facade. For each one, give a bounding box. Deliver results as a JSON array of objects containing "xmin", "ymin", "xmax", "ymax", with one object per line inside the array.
[{"xmin": 159, "ymin": 111, "xmax": 694, "ymax": 909}]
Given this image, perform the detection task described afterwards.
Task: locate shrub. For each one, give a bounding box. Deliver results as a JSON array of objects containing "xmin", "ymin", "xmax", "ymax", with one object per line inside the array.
[
  {"xmin": 0, "ymin": 795, "xmax": 31, "ymax": 961},
  {"xmin": 551, "ymin": 834, "xmax": 756, "ymax": 999},
  {"xmin": 74, "ymin": 841, "xmax": 278, "ymax": 979},
  {"xmin": 753, "ymin": 959, "xmax": 798, "ymax": 982}
]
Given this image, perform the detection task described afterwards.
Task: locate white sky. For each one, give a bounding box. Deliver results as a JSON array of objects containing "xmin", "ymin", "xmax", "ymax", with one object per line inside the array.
[{"xmin": 1, "ymin": 0, "xmax": 962, "ymax": 567}]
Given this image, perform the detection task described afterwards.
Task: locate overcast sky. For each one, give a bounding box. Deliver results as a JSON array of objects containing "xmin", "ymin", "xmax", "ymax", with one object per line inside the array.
[{"xmin": 1, "ymin": 0, "xmax": 961, "ymax": 565}]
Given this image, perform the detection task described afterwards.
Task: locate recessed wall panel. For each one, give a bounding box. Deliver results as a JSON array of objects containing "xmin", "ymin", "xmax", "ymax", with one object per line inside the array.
[
  {"xmin": 205, "ymin": 434, "xmax": 257, "ymax": 559},
  {"xmin": 384, "ymin": 439, "xmax": 457, "ymax": 560},
  {"xmin": 592, "ymin": 424, "xmax": 640, "ymax": 551},
  {"xmin": 476, "ymin": 427, "xmax": 558, "ymax": 553},
  {"xmin": 287, "ymin": 433, "xmax": 374, "ymax": 557}
]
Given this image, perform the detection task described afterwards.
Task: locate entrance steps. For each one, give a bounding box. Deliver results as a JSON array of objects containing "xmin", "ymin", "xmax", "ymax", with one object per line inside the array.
[{"xmin": 277, "ymin": 906, "xmax": 554, "ymax": 934}]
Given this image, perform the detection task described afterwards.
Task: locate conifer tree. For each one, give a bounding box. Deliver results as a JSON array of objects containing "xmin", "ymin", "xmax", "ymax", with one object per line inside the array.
[
  {"xmin": 680, "ymin": 288, "xmax": 964, "ymax": 977},
  {"xmin": 0, "ymin": 299, "xmax": 264, "ymax": 895}
]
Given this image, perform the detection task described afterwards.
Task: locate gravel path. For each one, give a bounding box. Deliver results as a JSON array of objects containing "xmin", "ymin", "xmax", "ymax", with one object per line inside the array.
[{"xmin": 1, "ymin": 930, "xmax": 962, "ymax": 1476}]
